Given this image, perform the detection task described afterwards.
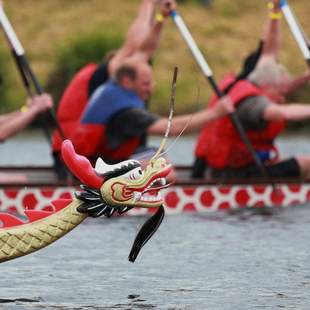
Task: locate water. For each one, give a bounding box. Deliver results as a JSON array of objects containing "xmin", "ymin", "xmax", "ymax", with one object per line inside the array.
[
  {"xmin": 1, "ymin": 209, "xmax": 310, "ymax": 309},
  {"xmin": 1, "ymin": 130, "xmax": 310, "ymax": 166},
  {"xmin": 1, "ymin": 132, "xmax": 310, "ymax": 309}
]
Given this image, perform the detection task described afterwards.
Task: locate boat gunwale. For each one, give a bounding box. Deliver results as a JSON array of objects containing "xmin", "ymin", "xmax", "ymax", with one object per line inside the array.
[{"xmin": 0, "ymin": 165, "xmax": 307, "ymax": 187}]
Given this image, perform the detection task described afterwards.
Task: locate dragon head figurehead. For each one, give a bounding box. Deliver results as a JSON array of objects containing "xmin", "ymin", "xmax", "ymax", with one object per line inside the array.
[
  {"xmin": 61, "ymin": 140, "xmax": 172, "ymax": 261},
  {"xmin": 95, "ymin": 156, "xmax": 172, "ymax": 209},
  {"xmin": 61, "ymin": 140, "xmax": 172, "ymax": 216}
]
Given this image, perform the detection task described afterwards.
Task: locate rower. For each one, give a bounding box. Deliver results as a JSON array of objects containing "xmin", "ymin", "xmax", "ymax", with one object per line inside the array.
[
  {"xmin": 194, "ymin": 0, "xmax": 310, "ymax": 180},
  {"xmin": 67, "ymin": 60, "xmax": 233, "ymax": 184},
  {"xmin": 51, "ymin": 0, "xmax": 177, "ymax": 176}
]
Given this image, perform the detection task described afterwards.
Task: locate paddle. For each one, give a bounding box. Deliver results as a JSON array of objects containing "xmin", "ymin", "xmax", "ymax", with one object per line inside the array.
[
  {"xmin": 128, "ymin": 205, "xmax": 165, "ymax": 262},
  {"xmin": 0, "ymin": 5, "xmax": 66, "ymax": 142},
  {"xmin": 280, "ymin": 0, "xmax": 310, "ymax": 67},
  {"xmin": 170, "ymin": 11, "xmax": 269, "ymax": 178}
]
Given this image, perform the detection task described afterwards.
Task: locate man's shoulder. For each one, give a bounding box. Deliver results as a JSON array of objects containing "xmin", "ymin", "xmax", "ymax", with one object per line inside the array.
[
  {"xmin": 116, "ymin": 107, "xmax": 153, "ymax": 118},
  {"xmin": 109, "ymin": 108, "xmax": 159, "ymax": 129},
  {"xmin": 240, "ymin": 95, "xmax": 272, "ymax": 106},
  {"xmin": 92, "ymin": 80, "xmax": 140, "ymax": 102},
  {"xmin": 87, "ymin": 80, "xmax": 122, "ymax": 105}
]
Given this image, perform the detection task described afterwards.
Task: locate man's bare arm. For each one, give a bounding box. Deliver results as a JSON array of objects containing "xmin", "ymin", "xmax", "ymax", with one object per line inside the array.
[
  {"xmin": 264, "ymin": 102, "xmax": 310, "ymax": 122},
  {"xmin": 147, "ymin": 96, "xmax": 234, "ymax": 135},
  {"xmin": 108, "ymin": 0, "xmax": 156, "ymax": 75},
  {"xmin": 284, "ymin": 71, "xmax": 310, "ymax": 96},
  {"xmin": 0, "ymin": 94, "xmax": 53, "ymax": 142},
  {"xmin": 109, "ymin": 0, "xmax": 177, "ymax": 75},
  {"xmin": 258, "ymin": 0, "xmax": 282, "ymax": 62}
]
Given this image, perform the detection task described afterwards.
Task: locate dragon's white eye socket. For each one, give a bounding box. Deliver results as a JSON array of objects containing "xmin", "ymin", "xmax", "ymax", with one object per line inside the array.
[{"xmin": 123, "ymin": 167, "xmax": 144, "ymax": 180}]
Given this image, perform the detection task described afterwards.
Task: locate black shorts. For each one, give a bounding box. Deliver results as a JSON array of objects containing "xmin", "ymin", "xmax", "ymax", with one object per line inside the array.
[{"xmin": 210, "ymin": 158, "xmax": 301, "ymax": 179}]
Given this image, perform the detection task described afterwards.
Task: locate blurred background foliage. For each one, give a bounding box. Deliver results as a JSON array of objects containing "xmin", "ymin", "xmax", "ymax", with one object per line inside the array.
[
  {"xmin": 0, "ymin": 0, "xmax": 309, "ymax": 117},
  {"xmin": 45, "ymin": 32, "xmax": 123, "ymax": 103}
]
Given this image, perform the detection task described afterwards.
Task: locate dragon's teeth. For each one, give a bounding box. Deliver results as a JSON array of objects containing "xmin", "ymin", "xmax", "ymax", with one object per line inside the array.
[
  {"xmin": 134, "ymin": 192, "xmax": 142, "ymax": 200},
  {"xmin": 140, "ymin": 192, "xmax": 162, "ymax": 202}
]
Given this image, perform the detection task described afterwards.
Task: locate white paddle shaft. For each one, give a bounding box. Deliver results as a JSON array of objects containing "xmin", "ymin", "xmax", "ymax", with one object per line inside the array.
[
  {"xmin": 281, "ymin": 4, "xmax": 310, "ymax": 60},
  {"xmin": 171, "ymin": 11, "xmax": 213, "ymax": 77},
  {"xmin": 0, "ymin": 7, "xmax": 24, "ymax": 56}
]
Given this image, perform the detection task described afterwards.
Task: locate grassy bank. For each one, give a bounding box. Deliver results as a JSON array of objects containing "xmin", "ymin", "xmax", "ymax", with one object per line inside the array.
[{"xmin": 0, "ymin": 0, "xmax": 309, "ymax": 115}]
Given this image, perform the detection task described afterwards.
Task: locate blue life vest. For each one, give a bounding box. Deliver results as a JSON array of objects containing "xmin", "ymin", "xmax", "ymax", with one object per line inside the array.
[
  {"xmin": 70, "ymin": 80, "xmax": 145, "ymax": 162},
  {"xmin": 82, "ymin": 80, "xmax": 145, "ymax": 124}
]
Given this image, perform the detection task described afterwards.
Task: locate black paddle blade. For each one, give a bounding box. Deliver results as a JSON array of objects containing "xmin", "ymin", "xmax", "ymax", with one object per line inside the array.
[{"xmin": 128, "ymin": 205, "xmax": 165, "ymax": 263}]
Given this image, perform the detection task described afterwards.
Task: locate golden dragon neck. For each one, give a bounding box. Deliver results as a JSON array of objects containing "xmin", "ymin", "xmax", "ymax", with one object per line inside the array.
[{"xmin": 0, "ymin": 199, "xmax": 87, "ymax": 263}]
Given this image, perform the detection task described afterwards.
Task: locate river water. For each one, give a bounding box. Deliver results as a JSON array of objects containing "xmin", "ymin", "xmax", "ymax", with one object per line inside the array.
[
  {"xmin": 1, "ymin": 130, "xmax": 310, "ymax": 166},
  {"xmin": 1, "ymin": 132, "xmax": 310, "ymax": 309}
]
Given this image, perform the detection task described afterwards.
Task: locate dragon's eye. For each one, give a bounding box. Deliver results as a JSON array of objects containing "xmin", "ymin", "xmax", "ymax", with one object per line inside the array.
[{"xmin": 123, "ymin": 167, "xmax": 144, "ymax": 180}]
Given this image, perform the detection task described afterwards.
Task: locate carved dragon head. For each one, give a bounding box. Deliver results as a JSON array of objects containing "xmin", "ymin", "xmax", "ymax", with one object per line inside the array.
[
  {"xmin": 95, "ymin": 157, "xmax": 172, "ymax": 208},
  {"xmin": 61, "ymin": 140, "xmax": 172, "ymax": 262},
  {"xmin": 61, "ymin": 140, "xmax": 172, "ymax": 217}
]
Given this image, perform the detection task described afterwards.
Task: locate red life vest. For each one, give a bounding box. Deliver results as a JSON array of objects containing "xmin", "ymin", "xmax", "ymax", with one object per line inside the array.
[
  {"xmin": 69, "ymin": 124, "xmax": 141, "ymax": 162},
  {"xmin": 52, "ymin": 63, "xmax": 98, "ymax": 153},
  {"xmin": 195, "ymin": 76, "xmax": 286, "ymax": 169},
  {"xmin": 52, "ymin": 65, "xmax": 140, "ymax": 162}
]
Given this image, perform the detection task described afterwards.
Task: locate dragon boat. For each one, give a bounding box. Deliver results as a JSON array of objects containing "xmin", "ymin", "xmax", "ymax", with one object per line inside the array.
[{"xmin": 1, "ymin": 165, "xmax": 309, "ymax": 216}]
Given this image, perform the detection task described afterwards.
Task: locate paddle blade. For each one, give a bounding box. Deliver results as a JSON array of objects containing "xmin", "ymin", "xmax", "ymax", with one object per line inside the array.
[{"xmin": 128, "ymin": 205, "xmax": 165, "ymax": 263}]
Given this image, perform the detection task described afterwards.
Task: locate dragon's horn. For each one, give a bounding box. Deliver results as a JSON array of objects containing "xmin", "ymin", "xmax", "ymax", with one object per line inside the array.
[
  {"xmin": 94, "ymin": 158, "xmax": 107, "ymax": 174},
  {"xmin": 61, "ymin": 140, "xmax": 103, "ymax": 188},
  {"xmin": 95, "ymin": 157, "xmax": 140, "ymax": 176}
]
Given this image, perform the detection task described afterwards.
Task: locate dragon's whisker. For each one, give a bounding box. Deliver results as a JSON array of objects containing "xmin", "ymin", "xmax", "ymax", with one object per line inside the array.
[
  {"xmin": 85, "ymin": 202, "xmax": 106, "ymax": 210},
  {"xmin": 150, "ymin": 67, "xmax": 178, "ymax": 162},
  {"xmin": 157, "ymin": 74, "xmax": 201, "ymax": 159},
  {"xmin": 158, "ymin": 114, "xmax": 193, "ymax": 158}
]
